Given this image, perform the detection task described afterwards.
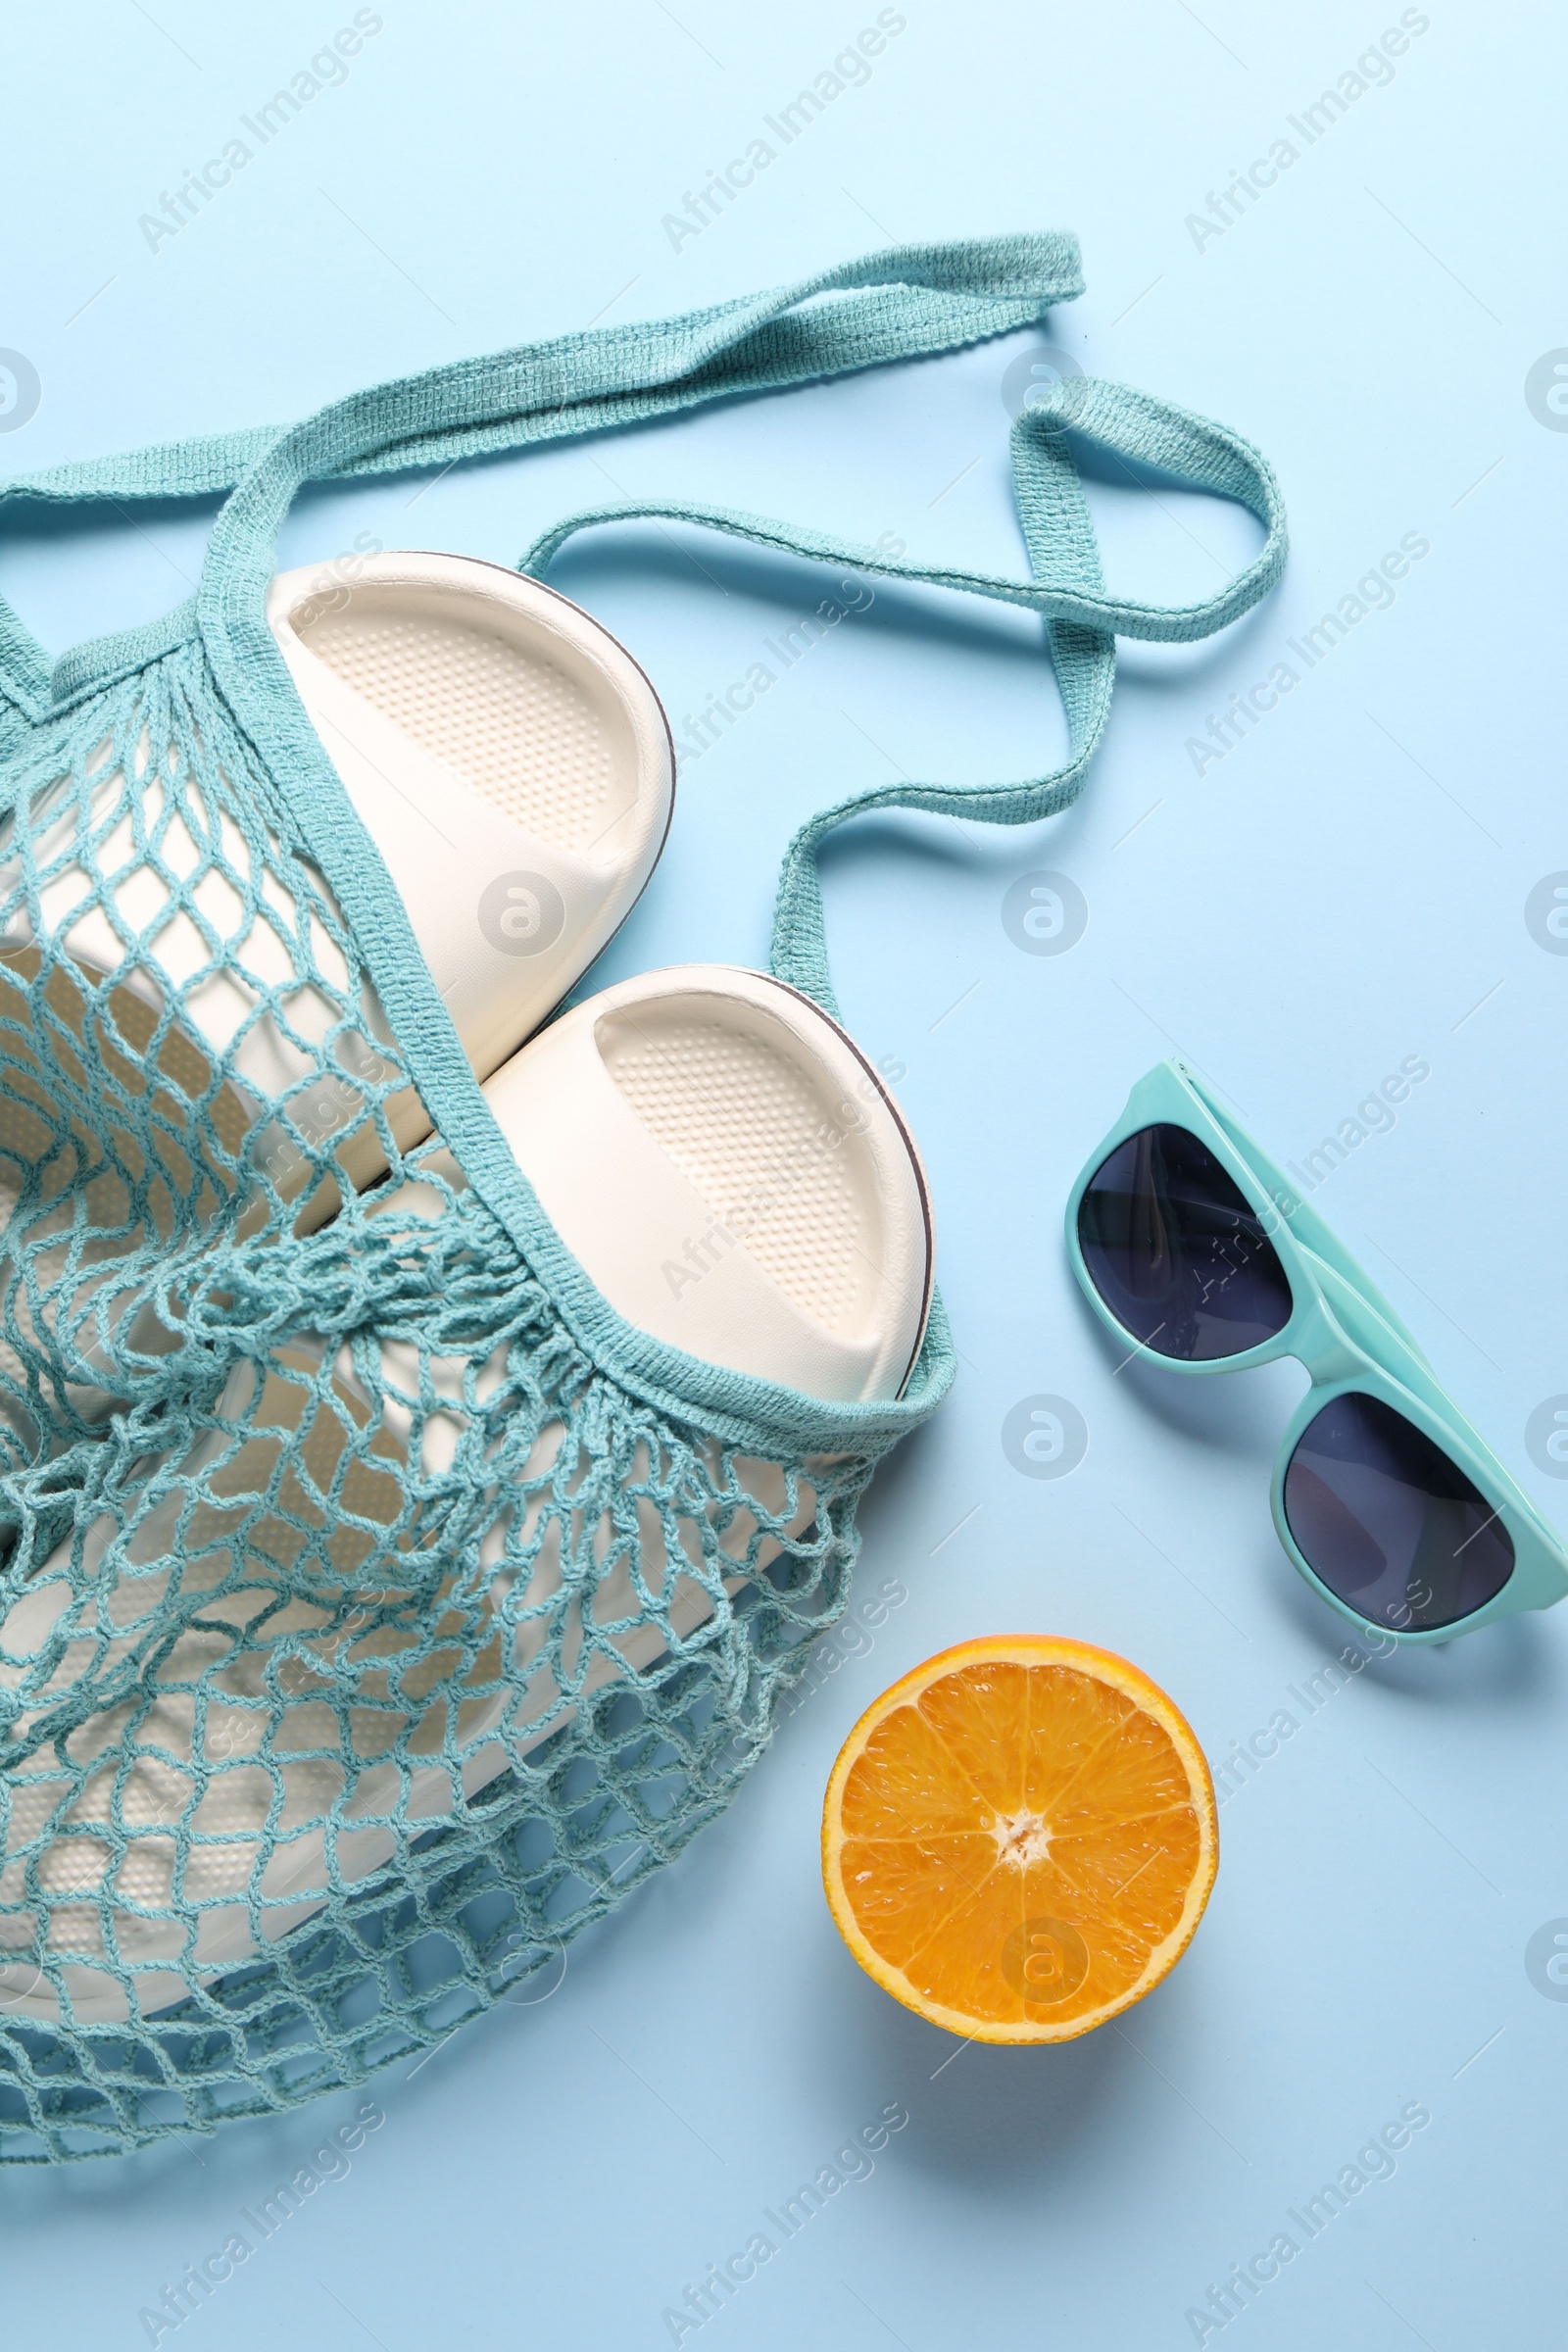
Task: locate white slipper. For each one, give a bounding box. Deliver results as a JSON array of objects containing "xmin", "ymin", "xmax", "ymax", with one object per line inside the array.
[
  {"xmin": 482, "ymin": 962, "xmax": 931, "ymax": 1401},
  {"xmin": 264, "ymin": 552, "xmax": 674, "ymax": 1099},
  {"xmin": 0, "ymin": 552, "xmax": 673, "ymax": 1398},
  {"xmin": 0, "ymin": 966, "xmax": 932, "ymax": 2023}
]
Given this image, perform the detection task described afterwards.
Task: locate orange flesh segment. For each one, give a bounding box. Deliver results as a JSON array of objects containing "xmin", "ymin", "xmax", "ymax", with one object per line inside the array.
[{"xmin": 822, "ymin": 1639, "xmax": 1217, "ymax": 2044}]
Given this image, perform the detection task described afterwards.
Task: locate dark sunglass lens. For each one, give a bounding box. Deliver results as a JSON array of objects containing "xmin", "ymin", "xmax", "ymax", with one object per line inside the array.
[
  {"xmin": 1284, "ymin": 1392, "xmax": 1514, "ymax": 1632},
  {"xmin": 1076, "ymin": 1122, "xmax": 1293, "ymax": 1361}
]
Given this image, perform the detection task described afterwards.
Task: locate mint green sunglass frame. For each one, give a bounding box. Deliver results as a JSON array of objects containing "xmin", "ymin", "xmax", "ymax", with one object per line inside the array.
[{"xmin": 1064, "ymin": 1061, "xmax": 1568, "ymax": 1645}]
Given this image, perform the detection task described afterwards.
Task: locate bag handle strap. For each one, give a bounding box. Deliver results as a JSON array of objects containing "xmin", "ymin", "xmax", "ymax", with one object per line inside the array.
[
  {"xmin": 0, "ymin": 234, "xmax": 1083, "ymax": 719},
  {"xmin": 521, "ymin": 380, "xmax": 1285, "ymax": 647},
  {"xmin": 515, "ymin": 380, "xmax": 1286, "ymax": 1009}
]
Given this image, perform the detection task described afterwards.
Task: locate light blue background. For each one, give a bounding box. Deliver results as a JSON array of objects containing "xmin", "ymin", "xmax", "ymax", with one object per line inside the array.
[{"xmin": 2, "ymin": 2, "xmax": 1565, "ymax": 2344}]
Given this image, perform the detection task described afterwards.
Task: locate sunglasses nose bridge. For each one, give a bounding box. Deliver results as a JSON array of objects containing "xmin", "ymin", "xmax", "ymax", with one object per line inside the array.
[{"xmin": 1286, "ymin": 1291, "xmax": 1368, "ymax": 1390}]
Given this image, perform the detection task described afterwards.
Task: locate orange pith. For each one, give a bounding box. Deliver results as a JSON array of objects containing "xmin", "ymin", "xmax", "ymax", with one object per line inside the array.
[{"xmin": 821, "ymin": 1637, "xmax": 1217, "ymax": 2044}]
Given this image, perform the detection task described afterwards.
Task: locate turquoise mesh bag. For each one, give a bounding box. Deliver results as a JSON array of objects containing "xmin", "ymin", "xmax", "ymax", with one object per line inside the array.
[{"xmin": 0, "ymin": 235, "xmax": 1285, "ymax": 2160}]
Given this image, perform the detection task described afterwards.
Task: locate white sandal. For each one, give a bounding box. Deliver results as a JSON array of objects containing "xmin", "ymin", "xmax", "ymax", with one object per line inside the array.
[
  {"xmin": 266, "ymin": 552, "xmax": 673, "ymax": 1097},
  {"xmin": 0, "ymin": 964, "xmax": 932, "ymax": 2023}
]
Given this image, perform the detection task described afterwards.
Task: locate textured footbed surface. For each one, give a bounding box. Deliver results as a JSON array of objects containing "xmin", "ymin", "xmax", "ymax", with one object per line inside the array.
[
  {"xmin": 596, "ymin": 1000, "xmax": 880, "ymax": 1340},
  {"xmin": 294, "ymin": 592, "xmax": 626, "ymax": 851}
]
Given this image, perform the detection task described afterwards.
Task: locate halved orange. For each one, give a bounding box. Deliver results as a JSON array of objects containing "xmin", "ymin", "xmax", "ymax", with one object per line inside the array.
[{"xmin": 821, "ymin": 1636, "xmax": 1217, "ymax": 2043}]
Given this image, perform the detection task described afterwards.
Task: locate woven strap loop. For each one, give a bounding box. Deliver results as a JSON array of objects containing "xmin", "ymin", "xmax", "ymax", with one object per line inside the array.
[{"xmin": 514, "ymin": 381, "xmax": 1285, "ymax": 1010}]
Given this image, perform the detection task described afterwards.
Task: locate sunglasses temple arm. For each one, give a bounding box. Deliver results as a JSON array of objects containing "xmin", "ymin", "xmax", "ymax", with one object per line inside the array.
[{"xmin": 1176, "ymin": 1073, "xmax": 1429, "ymax": 1363}]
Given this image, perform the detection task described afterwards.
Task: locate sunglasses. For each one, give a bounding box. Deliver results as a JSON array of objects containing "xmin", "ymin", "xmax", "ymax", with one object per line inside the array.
[{"xmin": 1065, "ymin": 1061, "xmax": 1568, "ymax": 1645}]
